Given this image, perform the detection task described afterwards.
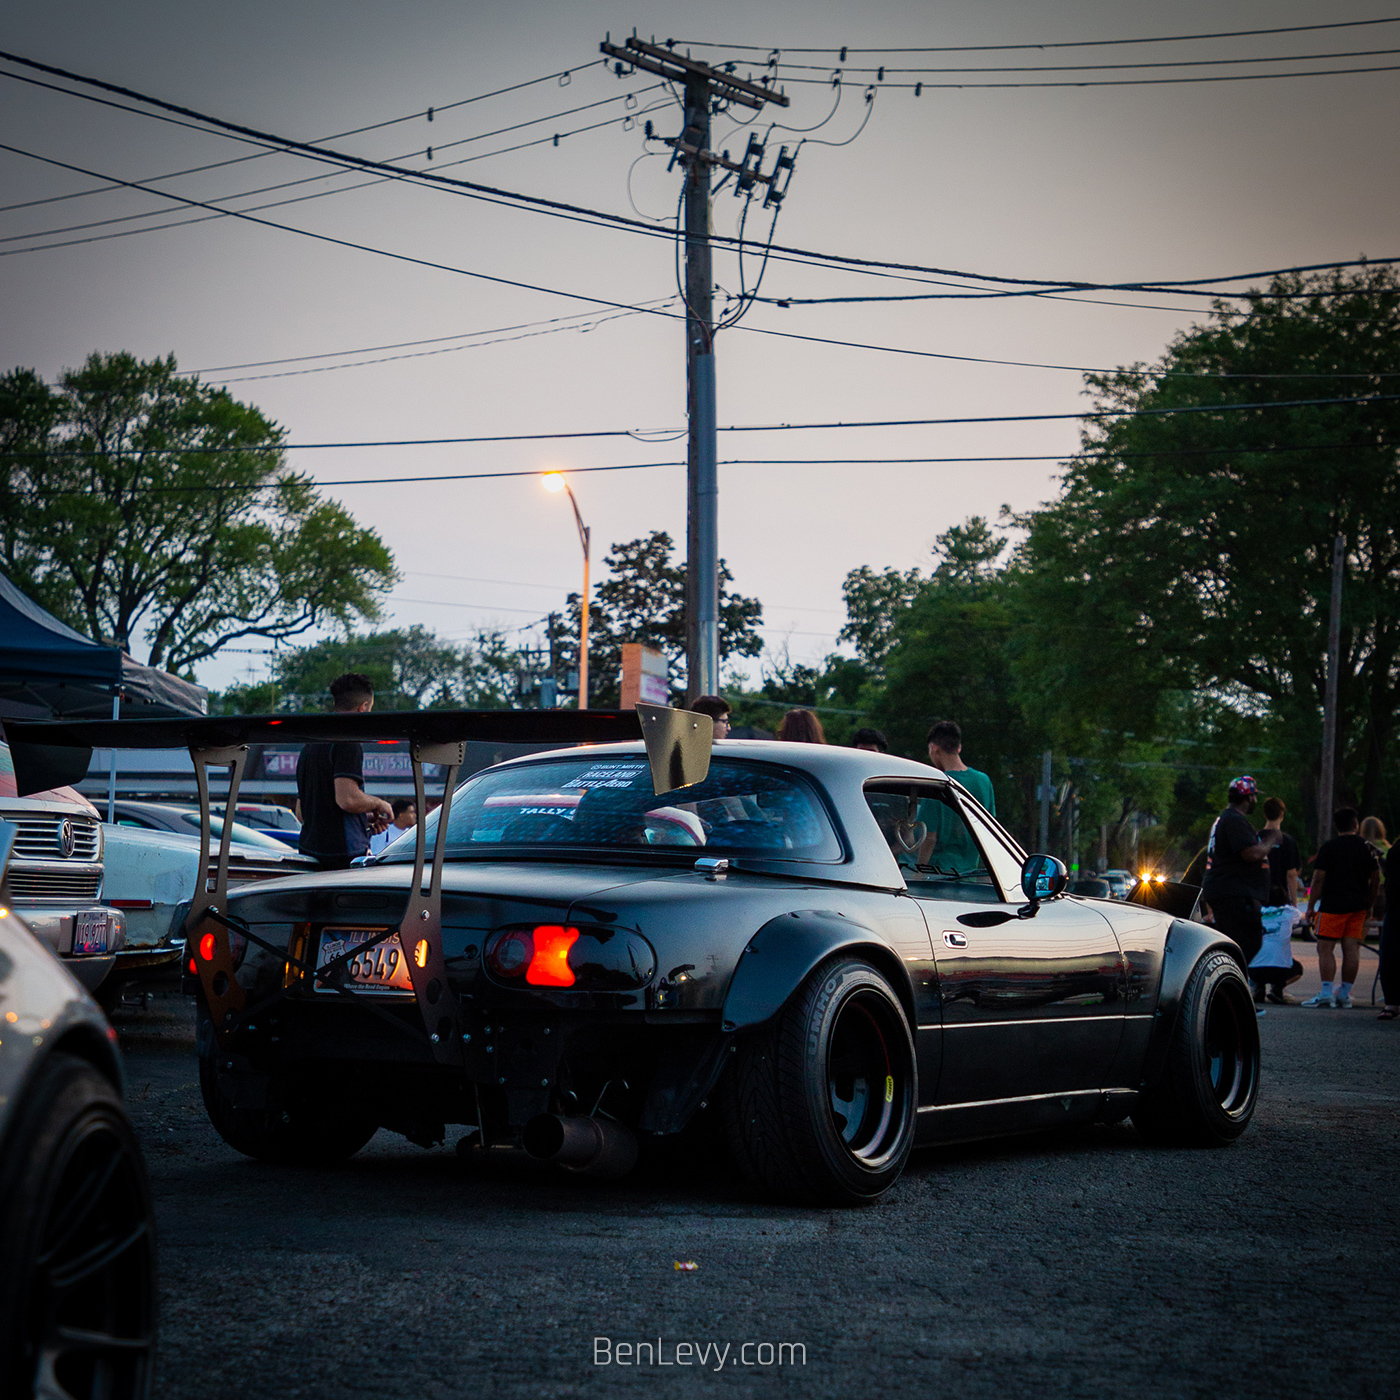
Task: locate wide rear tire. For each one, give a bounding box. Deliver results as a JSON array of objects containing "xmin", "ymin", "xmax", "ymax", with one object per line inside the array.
[
  {"xmin": 1132, "ymin": 950, "xmax": 1259, "ymax": 1146},
  {"xmin": 0, "ymin": 1053, "xmax": 156, "ymax": 1399},
  {"xmin": 197, "ymin": 1008, "xmax": 376, "ymax": 1165},
  {"xmin": 724, "ymin": 957, "xmax": 917, "ymax": 1205}
]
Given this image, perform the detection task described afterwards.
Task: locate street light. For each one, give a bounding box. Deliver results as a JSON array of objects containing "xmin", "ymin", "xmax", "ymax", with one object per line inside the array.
[{"xmin": 542, "ymin": 471, "xmax": 590, "ymax": 708}]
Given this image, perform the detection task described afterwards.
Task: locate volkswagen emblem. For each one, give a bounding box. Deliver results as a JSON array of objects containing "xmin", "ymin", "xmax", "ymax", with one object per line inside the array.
[{"xmin": 57, "ymin": 818, "xmax": 76, "ymax": 859}]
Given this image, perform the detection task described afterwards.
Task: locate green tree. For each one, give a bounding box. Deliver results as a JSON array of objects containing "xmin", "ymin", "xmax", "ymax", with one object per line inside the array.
[
  {"xmin": 563, "ymin": 530, "xmax": 763, "ymax": 705},
  {"xmin": 213, "ymin": 626, "xmax": 520, "ymax": 713},
  {"xmin": 1016, "ymin": 266, "xmax": 1400, "ymax": 834},
  {"xmin": 0, "ymin": 352, "xmax": 396, "ymax": 671}
]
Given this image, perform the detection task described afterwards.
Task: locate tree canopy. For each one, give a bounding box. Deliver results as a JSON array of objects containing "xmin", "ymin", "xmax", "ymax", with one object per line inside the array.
[
  {"xmin": 1017, "ymin": 265, "xmax": 1400, "ymax": 827},
  {"xmin": 0, "ymin": 352, "xmax": 396, "ymax": 672},
  {"xmin": 564, "ymin": 530, "xmax": 763, "ymax": 705}
]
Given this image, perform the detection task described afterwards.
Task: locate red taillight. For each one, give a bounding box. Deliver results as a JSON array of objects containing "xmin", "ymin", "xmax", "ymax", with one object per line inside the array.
[
  {"xmin": 198, "ymin": 932, "xmax": 216, "ymax": 962},
  {"xmin": 527, "ymin": 926, "xmax": 578, "ymax": 987},
  {"xmin": 187, "ymin": 958, "xmax": 197, "ymax": 976}
]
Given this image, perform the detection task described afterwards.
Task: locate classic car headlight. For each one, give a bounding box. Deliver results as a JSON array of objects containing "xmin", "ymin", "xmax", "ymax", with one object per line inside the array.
[{"xmin": 484, "ymin": 925, "xmax": 656, "ymax": 991}]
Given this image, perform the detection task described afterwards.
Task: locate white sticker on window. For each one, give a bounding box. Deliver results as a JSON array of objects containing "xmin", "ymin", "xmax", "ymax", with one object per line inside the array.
[{"xmin": 561, "ymin": 762, "xmax": 648, "ymax": 791}]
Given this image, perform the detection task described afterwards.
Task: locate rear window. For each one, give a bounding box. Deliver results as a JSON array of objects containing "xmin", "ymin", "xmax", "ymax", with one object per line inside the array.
[{"xmin": 382, "ymin": 756, "xmax": 842, "ymax": 862}]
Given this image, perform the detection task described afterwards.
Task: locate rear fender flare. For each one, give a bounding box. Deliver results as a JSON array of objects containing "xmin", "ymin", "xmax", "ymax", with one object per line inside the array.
[
  {"xmin": 720, "ymin": 910, "xmax": 916, "ymax": 1033},
  {"xmin": 1139, "ymin": 918, "xmax": 1247, "ymax": 1090}
]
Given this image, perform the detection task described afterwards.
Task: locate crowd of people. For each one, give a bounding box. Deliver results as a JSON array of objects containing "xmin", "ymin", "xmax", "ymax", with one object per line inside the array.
[{"xmin": 1200, "ymin": 775, "xmax": 1396, "ymax": 1020}]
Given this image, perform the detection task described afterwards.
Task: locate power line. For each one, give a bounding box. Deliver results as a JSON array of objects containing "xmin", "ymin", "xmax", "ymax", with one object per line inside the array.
[
  {"xmin": 6, "ymin": 391, "xmax": 1399, "ymax": 462},
  {"xmin": 7, "ymin": 130, "xmax": 1397, "ymax": 393},
  {"xmin": 2, "ymin": 49, "xmax": 1395, "ymax": 305},
  {"xmin": 770, "ymin": 45, "xmax": 1400, "ymax": 75},
  {"xmin": 11, "ymin": 435, "xmax": 1399, "ymax": 494},
  {"xmin": 6, "ymin": 392, "xmax": 1397, "ymax": 459},
  {"xmin": 187, "ymin": 301, "xmax": 679, "ymax": 382},
  {"xmin": 0, "ymin": 85, "xmax": 669, "ymax": 248},
  {"xmin": 0, "ymin": 60, "xmax": 605, "ymax": 218},
  {"xmin": 778, "ymin": 62, "xmax": 1400, "ymax": 88},
  {"xmin": 670, "ymin": 18, "xmax": 1400, "ymax": 53}
]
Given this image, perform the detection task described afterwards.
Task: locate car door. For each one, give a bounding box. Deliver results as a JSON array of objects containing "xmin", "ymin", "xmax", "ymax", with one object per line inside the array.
[{"xmin": 866, "ymin": 781, "xmax": 1125, "ymax": 1121}]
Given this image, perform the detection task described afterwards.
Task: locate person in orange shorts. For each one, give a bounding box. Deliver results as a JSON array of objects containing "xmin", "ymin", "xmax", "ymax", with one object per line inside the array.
[{"xmin": 1303, "ymin": 807, "xmax": 1381, "ymax": 1008}]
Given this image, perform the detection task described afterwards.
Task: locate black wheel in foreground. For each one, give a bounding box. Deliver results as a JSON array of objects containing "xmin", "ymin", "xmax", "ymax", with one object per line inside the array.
[
  {"xmin": 725, "ymin": 956, "xmax": 916, "ymax": 1205},
  {"xmin": 1132, "ymin": 949, "xmax": 1260, "ymax": 1146},
  {"xmin": 197, "ymin": 1009, "xmax": 377, "ymax": 1165},
  {"xmin": 0, "ymin": 1052, "xmax": 156, "ymax": 1400}
]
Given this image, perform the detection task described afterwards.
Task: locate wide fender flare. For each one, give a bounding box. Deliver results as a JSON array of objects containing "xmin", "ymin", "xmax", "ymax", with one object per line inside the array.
[
  {"xmin": 1139, "ymin": 917, "xmax": 1248, "ymax": 1090},
  {"xmin": 720, "ymin": 909, "xmax": 916, "ymax": 1034}
]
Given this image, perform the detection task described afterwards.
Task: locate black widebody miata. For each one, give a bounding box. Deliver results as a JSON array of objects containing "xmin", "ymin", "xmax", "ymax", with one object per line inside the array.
[{"xmin": 9, "ymin": 707, "xmax": 1260, "ymax": 1205}]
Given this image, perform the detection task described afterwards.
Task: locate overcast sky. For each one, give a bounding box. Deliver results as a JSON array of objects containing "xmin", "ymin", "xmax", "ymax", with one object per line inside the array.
[{"xmin": 2, "ymin": 0, "xmax": 1397, "ymax": 694}]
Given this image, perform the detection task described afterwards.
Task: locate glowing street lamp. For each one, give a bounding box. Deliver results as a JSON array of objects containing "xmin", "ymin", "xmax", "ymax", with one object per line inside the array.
[{"xmin": 542, "ymin": 472, "xmax": 590, "ymax": 708}]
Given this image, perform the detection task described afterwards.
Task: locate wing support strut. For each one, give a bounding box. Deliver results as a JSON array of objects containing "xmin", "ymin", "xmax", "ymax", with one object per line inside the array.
[{"xmin": 183, "ymin": 739, "xmax": 466, "ymax": 1063}]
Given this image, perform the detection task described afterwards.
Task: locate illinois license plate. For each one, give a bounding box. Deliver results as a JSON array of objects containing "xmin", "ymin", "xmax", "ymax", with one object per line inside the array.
[
  {"xmin": 314, "ymin": 927, "xmax": 415, "ymax": 997},
  {"xmin": 73, "ymin": 910, "xmax": 110, "ymax": 956}
]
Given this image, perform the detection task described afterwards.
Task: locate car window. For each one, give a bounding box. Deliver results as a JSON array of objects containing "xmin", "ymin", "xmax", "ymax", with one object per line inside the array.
[
  {"xmin": 176, "ymin": 811, "xmax": 297, "ymax": 852},
  {"xmin": 959, "ymin": 803, "xmax": 1025, "ymax": 899},
  {"xmin": 865, "ymin": 783, "xmax": 1001, "ymax": 903},
  {"xmin": 384, "ymin": 756, "xmax": 843, "ymax": 862}
]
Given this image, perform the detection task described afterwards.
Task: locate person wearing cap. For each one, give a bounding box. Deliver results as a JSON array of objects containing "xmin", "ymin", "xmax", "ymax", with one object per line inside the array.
[{"xmin": 1201, "ymin": 777, "xmax": 1272, "ymax": 985}]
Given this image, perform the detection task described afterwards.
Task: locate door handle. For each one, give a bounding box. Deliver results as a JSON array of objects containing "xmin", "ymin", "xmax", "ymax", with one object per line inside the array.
[{"xmin": 943, "ymin": 931, "xmax": 967, "ymax": 948}]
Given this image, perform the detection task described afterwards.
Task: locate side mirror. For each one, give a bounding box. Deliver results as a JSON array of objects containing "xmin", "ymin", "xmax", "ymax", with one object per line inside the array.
[{"xmin": 1019, "ymin": 853, "xmax": 1069, "ymax": 916}]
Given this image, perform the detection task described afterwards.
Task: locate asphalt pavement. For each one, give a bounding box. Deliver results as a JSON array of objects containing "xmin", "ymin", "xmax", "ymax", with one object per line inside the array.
[{"xmin": 116, "ymin": 954, "xmax": 1399, "ymax": 1400}]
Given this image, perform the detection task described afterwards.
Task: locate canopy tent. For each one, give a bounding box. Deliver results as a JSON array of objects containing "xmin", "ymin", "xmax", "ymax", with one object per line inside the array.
[{"xmin": 0, "ymin": 570, "xmax": 207, "ymax": 721}]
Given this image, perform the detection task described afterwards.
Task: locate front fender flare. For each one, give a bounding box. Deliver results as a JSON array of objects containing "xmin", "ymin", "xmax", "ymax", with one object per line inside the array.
[
  {"xmin": 1139, "ymin": 918, "xmax": 1247, "ymax": 1090},
  {"xmin": 720, "ymin": 909, "xmax": 916, "ymax": 1033}
]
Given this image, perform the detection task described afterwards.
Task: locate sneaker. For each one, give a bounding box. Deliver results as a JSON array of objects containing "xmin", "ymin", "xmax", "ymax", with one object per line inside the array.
[
  {"xmin": 1334, "ymin": 994, "xmax": 1354, "ymax": 1009},
  {"xmin": 1255, "ymin": 1007, "xmax": 1267, "ymax": 1018},
  {"xmin": 1266, "ymin": 991, "xmax": 1295, "ymax": 1005},
  {"xmin": 1301, "ymin": 992, "xmax": 1336, "ymax": 1007}
]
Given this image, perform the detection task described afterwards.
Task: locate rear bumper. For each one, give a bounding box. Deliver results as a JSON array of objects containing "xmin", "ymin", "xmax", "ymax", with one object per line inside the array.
[{"xmin": 11, "ymin": 903, "xmax": 127, "ymax": 957}]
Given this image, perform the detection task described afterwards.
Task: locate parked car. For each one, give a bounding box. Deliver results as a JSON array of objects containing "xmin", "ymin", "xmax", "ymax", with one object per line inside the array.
[
  {"xmin": 230, "ymin": 801, "xmax": 302, "ymax": 848},
  {"xmin": 0, "ymin": 819, "xmax": 156, "ymax": 1398},
  {"xmin": 1103, "ymin": 868, "xmax": 1136, "ymax": 899},
  {"xmin": 0, "ymin": 726, "xmax": 125, "ymax": 996},
  {"xmin": 109, "ymin": 799, "xmax": 302, "ymax": 855},
  {"xmin": 98, "ymin": 821, "xmax": 314, "ymax": 1008},
  {"xmin": 12, "ymin": 710, "xmax": 1260, "ymax": 1208}
]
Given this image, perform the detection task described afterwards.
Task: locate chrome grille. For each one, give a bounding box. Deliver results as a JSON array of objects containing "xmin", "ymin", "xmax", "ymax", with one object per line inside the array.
[
  {"xmin": 7, "ymin": 868, "xmax": 103, "ymax": 901},
  {"xmin": 11, "ymin": 816, "xmax": 101, "ymax": 861}
]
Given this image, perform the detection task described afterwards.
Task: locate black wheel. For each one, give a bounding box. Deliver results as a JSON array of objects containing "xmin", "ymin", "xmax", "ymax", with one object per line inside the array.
[
  {"xmin": 724, "ymin": 956, "xmax": 917, "ymax": 1205},
  {"xmin": 0, "ymin": 1052, "xmax": 156, "ymax": 1400},
  {"xmin": 1132, "ymin": 950, "xmax": 1260, "ymax": 1146},
  {"xmin": 197, "ymin": 1007, "xmax": 376, "ymax": 1165}
]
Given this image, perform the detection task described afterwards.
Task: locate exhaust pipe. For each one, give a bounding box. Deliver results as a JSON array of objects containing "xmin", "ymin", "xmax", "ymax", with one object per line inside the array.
[{"xmin": 522, "ymin": 1113, "xmax": 638, "ymax": 1179}]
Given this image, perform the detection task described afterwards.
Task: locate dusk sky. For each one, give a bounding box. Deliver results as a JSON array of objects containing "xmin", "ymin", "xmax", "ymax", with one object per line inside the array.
[{"xmin": 2, "ymin": 1, "xmax": 1397, "ymax": 694}]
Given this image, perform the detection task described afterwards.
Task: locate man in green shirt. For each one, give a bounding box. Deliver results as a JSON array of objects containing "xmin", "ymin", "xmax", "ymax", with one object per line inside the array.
[
  {"xmin": 927, "ymin": 720, "xmax": 995, "ymax": 814},
  {"xmin": 913, "ymin": 720, "xmax": 996, "ymax": 875}
]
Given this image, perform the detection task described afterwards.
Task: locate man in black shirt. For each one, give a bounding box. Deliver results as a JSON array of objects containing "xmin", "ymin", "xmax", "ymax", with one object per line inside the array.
[
  {"xmin": 1261, "ymin": 796, "xmax": 1302, "ymax": 906},
  {"xmin": 296, "ymin": 672, "xmax": 394, "ymax": 869},
  {"xmin": 1202, "ymin": 776, "xmax": 1270, "ymax": 966},
  {"xmin": 1303, "ymin": 807, "xmax": 1380, "ymax": 1009}
]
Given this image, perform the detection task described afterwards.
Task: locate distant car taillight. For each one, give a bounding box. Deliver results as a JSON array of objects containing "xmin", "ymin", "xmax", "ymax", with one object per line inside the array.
[{"xmin": 484, "ymin": 925, "xmax": 656, "ymax": 991}]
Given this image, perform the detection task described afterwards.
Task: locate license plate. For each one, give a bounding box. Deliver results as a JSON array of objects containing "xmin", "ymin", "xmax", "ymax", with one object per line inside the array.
[
  {"xmin": 73, "ymin": 911, "xmax": 110, "ymax": 956},
  {"xmin": 314, "ymin": 927, "xmax": 415, "ymax": 997}
]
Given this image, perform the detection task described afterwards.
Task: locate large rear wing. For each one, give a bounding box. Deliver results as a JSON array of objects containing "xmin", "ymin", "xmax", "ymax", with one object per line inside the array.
[{"xmin": 4, "ymin": 705, "xmax": 712, "ymax": 1062}]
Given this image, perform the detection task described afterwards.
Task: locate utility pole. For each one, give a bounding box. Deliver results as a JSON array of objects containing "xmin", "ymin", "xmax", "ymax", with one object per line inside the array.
[
  {"xmin": 1038, "ymin": 749, "xmax": 1053, "ymax": 854},
  {"xmin": 1318, "ymin": 532, "xmax": 1345, "ymax": 843},
  {"xmin": 600, "ymin": 35, "xmax": 791, "ymax": 699}
]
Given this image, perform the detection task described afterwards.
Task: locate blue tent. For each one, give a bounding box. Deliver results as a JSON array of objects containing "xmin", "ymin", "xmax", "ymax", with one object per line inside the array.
[{"xmin": 0, "ymin": 570, "xmax": 206, "ymax": 720}]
